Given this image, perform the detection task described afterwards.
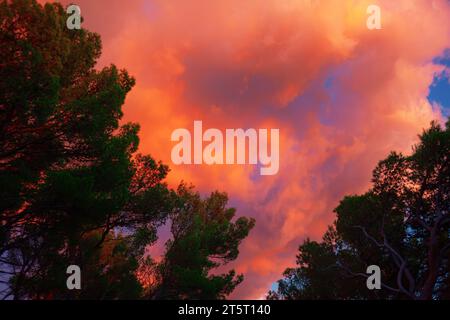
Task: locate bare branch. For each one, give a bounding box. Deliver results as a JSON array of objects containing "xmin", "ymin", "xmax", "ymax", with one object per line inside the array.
[
  {"xmin": 353, "ymin": 225, "xmax": 416, "ymax": 298},
  {"xmin": 336, "ymin": 261, "xmax": 401, "ymax": 294}
]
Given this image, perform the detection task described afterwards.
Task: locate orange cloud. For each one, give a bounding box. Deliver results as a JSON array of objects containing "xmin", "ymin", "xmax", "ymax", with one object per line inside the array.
[{"xmin": 50, "ymin": 0, "xmax": 449, "ymax": 298}]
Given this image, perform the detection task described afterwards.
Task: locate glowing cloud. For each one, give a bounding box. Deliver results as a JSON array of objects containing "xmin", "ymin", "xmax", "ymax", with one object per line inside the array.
[{"xmin": 50, "ymin": 0, "xmax": 450, "ymax": 298}]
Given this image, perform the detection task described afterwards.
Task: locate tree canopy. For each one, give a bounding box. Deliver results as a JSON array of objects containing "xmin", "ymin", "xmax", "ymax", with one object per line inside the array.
[
  {"xmin": 0, "ymin": 0, "xmax": 254, "ymax": 300},
  {"xmin": 269, "ymin": 120, "xmax": 450, "ymax": 300}
]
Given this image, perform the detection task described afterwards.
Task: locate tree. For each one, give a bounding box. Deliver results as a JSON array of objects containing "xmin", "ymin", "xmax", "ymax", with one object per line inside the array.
[
  {"xmin": 146, "ymin": 185, "xmax": 256, "ymax": 300},
  {"xmin": 0, "ymin": 0, "xmax": 253, "ymax": 300},
  {"xmin": 269, "ymin": 120, "xmax": 450, "ymax": 300},
  {"xmin": 0, "ymin": 0, "xmax": 167, "ymax": 299}
]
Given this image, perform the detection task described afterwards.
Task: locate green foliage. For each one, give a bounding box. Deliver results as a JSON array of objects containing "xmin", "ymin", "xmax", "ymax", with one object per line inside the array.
[
  {"xmin": 269, "ymin": 120, "xmax": 450, "ymax": 300},
  {"xmin": 0, "ymin": 0, "xmax": 253, "ymax": 300},
  {"xmin": 148, "ymin": 185, "xmax": 255, "ymax": 300}
]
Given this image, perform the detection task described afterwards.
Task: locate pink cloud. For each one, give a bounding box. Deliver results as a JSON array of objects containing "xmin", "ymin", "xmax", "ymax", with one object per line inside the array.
[{"xmin": 48, "ymin": 0, "xmax": 450, "ymax": 298}]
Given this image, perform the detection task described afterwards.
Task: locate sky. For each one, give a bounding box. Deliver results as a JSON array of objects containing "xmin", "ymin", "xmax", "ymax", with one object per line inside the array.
[{"xmin": 44, "ymin": 0, "xmax": 450, "ymax": 299}]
